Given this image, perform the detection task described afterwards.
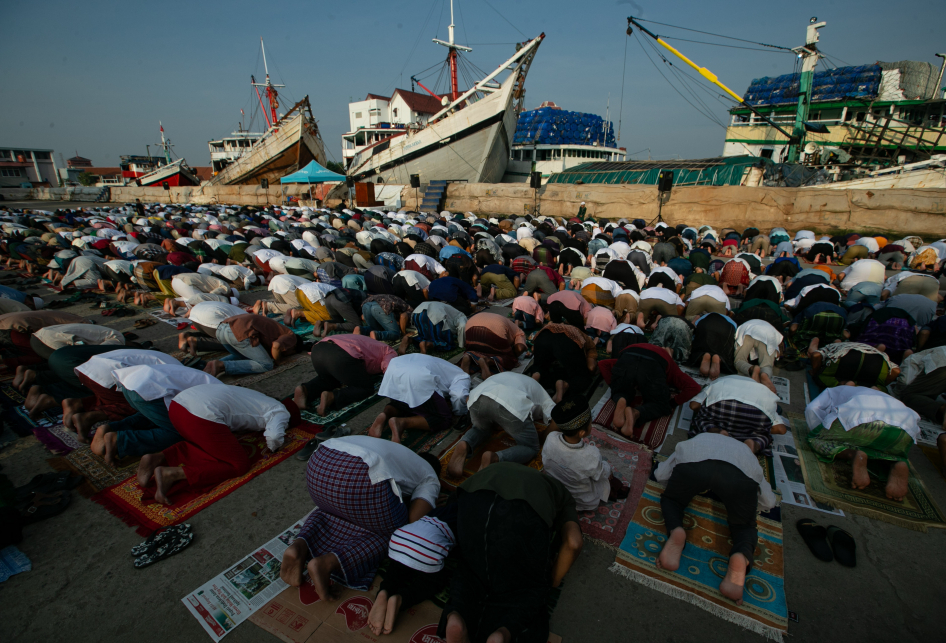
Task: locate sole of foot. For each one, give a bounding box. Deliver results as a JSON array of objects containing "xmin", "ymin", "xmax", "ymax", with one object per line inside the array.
[{"xmin": 656, "ymin": 527, "xmax": 686, "ymax": 571}]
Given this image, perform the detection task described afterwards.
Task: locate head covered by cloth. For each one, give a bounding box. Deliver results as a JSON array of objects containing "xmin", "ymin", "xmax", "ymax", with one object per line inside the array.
[{"xmin": 551, "ymin": 393, "xmax": 591, "ymax": 434}]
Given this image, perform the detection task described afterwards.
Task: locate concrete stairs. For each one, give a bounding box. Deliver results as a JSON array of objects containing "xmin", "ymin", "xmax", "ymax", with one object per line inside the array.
[{"xmin": 420, "ymin": 180, "xmax": 448, "ymax": 212}]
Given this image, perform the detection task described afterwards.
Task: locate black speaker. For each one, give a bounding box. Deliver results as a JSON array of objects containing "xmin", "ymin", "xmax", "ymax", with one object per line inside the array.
[
  {"xmin": 346, "ymin": 177, "xmax": 355, "ymax": 188},
  {"xmin": 530, "ymin": 171, "xmax": 542, "ymax": 189},
  {"xmin": 657, "ymin": 170, "xmax": 673, "ymax": 192},
  {"xmin": 410, "ymin": 174, "xmax": 420, "ymax": 188},
  {"xmin": 162, "ymin": 181, "xmax": 170, "ymax": 190},
  {"xmin": 260, "ymin": 178, "xmax": 269, "ymax": 189}
]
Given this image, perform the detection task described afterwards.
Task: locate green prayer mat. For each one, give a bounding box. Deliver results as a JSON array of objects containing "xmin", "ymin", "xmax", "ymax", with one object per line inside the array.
[{"xmin": 791, "ymin": 413, "xmax": 946, "ymax": 532}]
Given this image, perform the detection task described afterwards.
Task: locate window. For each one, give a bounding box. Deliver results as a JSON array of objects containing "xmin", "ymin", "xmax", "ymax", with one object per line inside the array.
[
  {"xmin": 1, "ymin": 168, "xmax": 23, "ymax": 177},
  {"xmin": 760, "ymin": 148, "xmax": 774, "ymax": 160},
  {"xmin": 354, "ymin": 112, "xmax": 363, "ymax": 119},
  {"xmin": 0, "ymin": 150, "xmax": 9, "ymax": 159},
  {"xmin": 393, "ymin": 108, "xmax": 398, "ymax": 118},
  {"xmin": 33, "ymin": 151, "xmax": 51, "ymax": 160}
]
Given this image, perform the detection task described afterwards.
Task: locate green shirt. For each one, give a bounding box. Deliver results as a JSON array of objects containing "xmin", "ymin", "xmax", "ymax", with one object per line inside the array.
[
  {"xmin": 576, "ymin": 206, "xmax": 587, "ymax": 220},
  {"xmin": 459, "ymin": 462, "xmax": 579, "ymax": 530}
]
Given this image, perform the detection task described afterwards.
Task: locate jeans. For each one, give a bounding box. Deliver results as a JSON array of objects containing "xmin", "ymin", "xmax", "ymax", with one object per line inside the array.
[
  {"xmin": 112, "ymin": 389, "xmax": 182, "ymax": 458},
  {"xmin": 360, "ymin": 301, "xmax": 401, "ymax": 340},
  {"xmin": 513, "ymin": 310, "xmax": 536, "ymax": 331},
  {"xmin": 462, "ymin": 395, "xmax": 539, "ymax": 464},
  {"xmin": 215, "ymin": 322, "xmax": 273, "ymax": 374}
]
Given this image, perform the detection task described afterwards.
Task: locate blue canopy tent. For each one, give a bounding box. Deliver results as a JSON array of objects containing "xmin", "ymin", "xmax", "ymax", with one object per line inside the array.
[{"xmin": 280, "ymin": 160, "xmax": 346, "ymax": 183}]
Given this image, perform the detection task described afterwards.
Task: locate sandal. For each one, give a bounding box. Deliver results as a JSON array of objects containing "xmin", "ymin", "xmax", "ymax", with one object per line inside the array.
[
  {"xmin": 826, "ymin": 526, "xmax": 856, "ymax": 567},
  {"xmin": 796, "ymin": 519, "xmax": 833, "ymax": 562},
  {"xmin": 134, "ymin": 318, "xmax": 158, "ymax": 329},
  {"xmin": 130, "ymin": 523, "xmax": 192, "ymax": 557},
  {"xmin": 134, "ymin": 524, "xmax": 194, "ymax": 568},
  {"xmin": 14, "ymin": 471, "xmax": 83, "ymax": 502},
  {"xmin": 16, "ymin": 490, "xmax": 71, "ymax": 524}
]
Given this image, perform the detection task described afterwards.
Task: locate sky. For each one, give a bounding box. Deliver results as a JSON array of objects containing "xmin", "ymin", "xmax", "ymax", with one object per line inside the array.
[{"xmin": 2, "ymin": 0, "xmax": 944, "ymax": 168}]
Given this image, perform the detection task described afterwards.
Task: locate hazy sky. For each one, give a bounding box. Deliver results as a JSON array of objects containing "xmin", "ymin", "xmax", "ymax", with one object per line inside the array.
[{"xmin": 2, "ymin": 0, "xmax": 943, "ymax": 168}]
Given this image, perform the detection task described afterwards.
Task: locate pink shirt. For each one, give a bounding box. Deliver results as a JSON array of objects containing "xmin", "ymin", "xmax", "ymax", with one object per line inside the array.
[
  {"xmin": 511, "ymin": 296, "xmax": 545, "ymax": 324},
  {"xmin": 585, "ymin": 306, "xmax": 617, "ymax": 333},
  {"xmin": 325, "ymin": 334, "xmax": 397, "ymax": 374},
  {"xmin": 547, "ymin": 290, "xmax": 592, "ymax": 319}
]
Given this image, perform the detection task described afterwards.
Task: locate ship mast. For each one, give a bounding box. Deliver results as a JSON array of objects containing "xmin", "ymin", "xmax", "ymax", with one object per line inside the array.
[
  {"xmin": 252, "ymin": 38, "xmax": 285, "ymax": 129},
  {"xmin": 788, "ymin": 20, "xmax": 826, "ymax": 162},
  {"xmin": 156, "ymin": 122, "xmax": 173, "ymax": 164},
  {"xmin": 432, "ymin": 0, "xmax": 472, "ymax": 102}
]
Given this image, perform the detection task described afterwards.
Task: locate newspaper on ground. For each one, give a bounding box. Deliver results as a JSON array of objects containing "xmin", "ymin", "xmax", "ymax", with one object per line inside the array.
[
  {"xmin": 771, "ymin": 431, "xmax": 843, "ymax": 516},
  {"xmin": 183, "ymin": 515, "xmax": 310, "ymax": 641},
  {"xmin": 150, "ymin": 309, "xmax": 190, "ymax": 327},
  {"xmin": 916, "ymin": 419, "xmax": 945, "ymax": 447},
  {"xmin": 771, "ymin": 376, "xmax": 790, "ymax": 404}
]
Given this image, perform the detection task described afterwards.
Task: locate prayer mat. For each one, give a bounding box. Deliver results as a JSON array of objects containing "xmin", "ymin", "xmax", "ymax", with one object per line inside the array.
[
  {"xmin": 48, "ymin": 445, "xmax": 140, "ymax": 497},
  {"xmin": 300, "ymin": 389, "xmax": 382, "ymax": 427},
  {"xmin": 579, "ymin": 427, "xmax": 652, "ymax": 548},
  {"xmin": 593, "ymin": 392, "xmax": 673, "ymax": 452},
  {"xmin": 88, "ymin": 419, "xmax": 322, "ymax": 536},
  {"xmin": 0, "ymin": 383, "xmax": 78, "ymax": 452},
  {"xmin": 792, "ymin": 414, "xmax": 946, "ymax": 532},
  {"xmin": 611, "ymin": 479, "xmax": 787, "ymax": 641},
  {"xmin": 0, "ymin": 546, "xmax": 31, "ymax": 584},
  {"xmin": 227, "ymin": 353, "xmax": 309, "ymax": 388},
  {"xmin": 438, "ymin": 427, "xmax": 544, "ymax": 491},
  {"xmin": 378, "ymin": 422, "xmax": 464, "ymax": 457}
]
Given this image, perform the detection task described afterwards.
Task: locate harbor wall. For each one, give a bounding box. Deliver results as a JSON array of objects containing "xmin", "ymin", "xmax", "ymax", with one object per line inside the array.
[
  {"xmin": 431, "ymin": 183, "xmax": 946, "ymax": 236},
  {"xmin": 0, "ymin": 184, "xmax": 331, "ymax": 207}
]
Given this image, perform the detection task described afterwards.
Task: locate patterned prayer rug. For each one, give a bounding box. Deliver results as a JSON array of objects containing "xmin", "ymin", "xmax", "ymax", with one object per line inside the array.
[
  {"xmin": 792, "ymin": 414, "xmax": 946, "ymax": 532},
  {"xmin": 48, "ymin": 445, "xmax": 140, "ymax": 497},
  {"xmin": 593, "ymin": 392, "xmax": 673, "ymax": 452},
  {"xmin": 578, "ymin": 427, "xmax": 652, "ymax": 548},
  {"xmin": 438, "ymin": 428, "xmax": 545, "ymax": 491},
  {"xmin": 69, "ymin": 420, "xmax": 321, "ymax": 535},
  {"xmin": 0, "ymin": 383, "xmax": 79, "ymax": 453},
  {"xmin": 611, "ymin": 480, "xmax": 788, "ymax": 641},
  {"xmin": 300, "ymin": 388, "xmax": 382, "ymax": 427}
]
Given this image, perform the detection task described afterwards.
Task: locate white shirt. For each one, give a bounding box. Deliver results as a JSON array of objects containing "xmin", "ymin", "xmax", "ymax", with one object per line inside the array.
[
  {"xmin": 104, "ymin": 259, "xmax": 134, "ymax": 275},
  {"xmin": 882, "ymin": 271, "xmax": 939, "ymax": 294},
  {"xmin": 268, "ymin": 274, "xmax": 310, "ymax": 295},
  {"xmin": 735, "ymin": 320, "xmax": 783, "ymax": 358},
  {"xmin": 113, "ymin": 363, "xmax": 224, "ymax": 407},
  {"xmin": 692, "ymin": 375, "xmax": 782, "ymax": 426},
  {"xmin": 639, "ymin": 287, "xmax": 683, "ymax": 307},
  {"xmin": 650, "ymin": 265, "xmax": 681, "ymax": 284},
  {"xmin": 171, "ymin": 384, "xmax": 291, "ymax": 451},
  {"xmin": 251, "ymin": 248, "xmax": 286, "ymax": 264},
  {"xmin": 468, "ymin": 372, "xmax": 555, "ymax": 423},
  {"xmin": 379, "ymin": 353, "xmax": 470, "ymax": 416},
  {"xmin": 33, "ymin": 323, "xmax": 125, "ymax": 350},
  {"xmin": 297, "ymin": 281, "xmax": 336, "ymax": 305},
  {"xmin": 898, "ymin": 346, "xmax": 946, "ymax": 386},
  {"xmin": 397, "ymin": 270, "xmax": 431, "ymax": 289},
  {"xmin": 581, "ymin": 276, "xmax": 622, "ymax": 297},
  {"xmin": 609, "ymin": 241, "xmax": 631, "ymax": 259},
  {"xmin": 805, "ymin": 386, "xmax": 920, "ymax": 441},
  {"xmin": 542, "ymin": 432, "xmax": 611, "ymax": 511},
  {"xmin": 611, "ymin": 323, "xmax": 643, "ymax": 336},
  {"xmin": 75, "ymin": 349, "xmax": 179, "ymax": 389},
  {"xmin": 839, "ymin": 259, "xmax": 886, "ymax": 290},
  {"xmin": 322, "ymin": 435, "xmax": 440, "ymax": 507},
  {"xmin": 783, "ymin": 283, "xmax": 838, "ymax": 309},
  {"xmin": 188, "ymin": 301, "xmax": 247, "ymax": 329},
  {"xmin": 655, "ymin": 433, "xmax": 777, "ymax": 511},
  {"xmin": 855, "ymin": 237, "xmax": 880, "ymax": 253},
  {"xmin": 688, "ymin": 285, "xmax": 730, "ymax": 310},
  {"xmin": 405, "ymin": 254, "xmax": 445, "ymax": 275}
]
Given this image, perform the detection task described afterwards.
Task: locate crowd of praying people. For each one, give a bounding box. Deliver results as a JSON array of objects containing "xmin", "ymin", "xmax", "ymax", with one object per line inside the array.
[{"xmin": 1, "ymin": 199, "xmax": 945, "ymax": 642}]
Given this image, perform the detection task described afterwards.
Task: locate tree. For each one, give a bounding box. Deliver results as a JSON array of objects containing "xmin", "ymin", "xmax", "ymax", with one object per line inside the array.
[
  {"xmin": 325, "ymin": 160, "xmax": 346, "ymax": 175},
  {"xmin": 77, "ymin": 172, "xmax": 97, "ymax": 186}
]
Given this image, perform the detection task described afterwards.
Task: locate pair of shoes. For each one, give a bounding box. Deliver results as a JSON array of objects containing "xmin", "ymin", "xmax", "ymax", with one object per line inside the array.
[
  {"xmin": 14, "ymin": 471, "xmax": 83, "ymax": 502},
  {"xmin": 296, "ymin": 424, "xmax": 351, "ymax": 461},
  {"xmin": 132, "ymin": 523, "xmax": 194, "ymax": 568},
  {"xmin": 134, "ymin": 318, "xmax": 158, "ymax": 329},
  {"xmin": 796, "ymin": 519, "xmax": 856, "ymax": 567},
  {"xmin": 16, "ymin": 490, "xmax": 72, "ymax": 524}
]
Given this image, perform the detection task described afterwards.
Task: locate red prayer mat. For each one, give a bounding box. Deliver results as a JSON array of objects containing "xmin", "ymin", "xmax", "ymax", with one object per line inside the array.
[
  {"xmin": 593, "ymin": 395, "xmax": 672, "ymax": 451},
  {"xmin": 92, "ymin": 420, "xmax": 320, "ymax": 536}
]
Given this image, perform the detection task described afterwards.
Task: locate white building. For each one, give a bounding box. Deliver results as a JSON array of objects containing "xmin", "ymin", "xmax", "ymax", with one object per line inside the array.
[
  {"xmin": 0, "ymin": 147, "xmax": 59, "ymax": 188},
  {"xmin": 342, "ymin": 89, "xmax": 446, "ymax": 168}
]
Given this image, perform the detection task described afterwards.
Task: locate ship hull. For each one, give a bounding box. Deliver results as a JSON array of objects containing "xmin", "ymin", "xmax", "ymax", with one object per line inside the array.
[
  {"xmin": 208, "ymin": 108, "xmax": 326, "ymax": 186},
  {"xmin": 138, "ymin": 159, "xmax": 200, "ymax": 187}
]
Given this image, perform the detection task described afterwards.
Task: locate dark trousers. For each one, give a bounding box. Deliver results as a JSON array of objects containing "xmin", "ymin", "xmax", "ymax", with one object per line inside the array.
[
  {"xmin": 439, "ymin": 490, "xmax": 551, "ymax": 643},
  {"xmin": 33, "ymin": 344, "xmax": 120, "ymax": 401},
  {"xmin": 532, "ymin": 331, "xmax": 591, "ymax": 392},
  {"xmin": 611, "ymin": 350, "xmax": 675, "ymax": 423},
  {"xmin": 900, "ymin": 366, "xmax": 946, "ymax": 423},
  {"xmin": 379, "ymin": 559, "xmax": 449, "ymax": 611},
  {"xmin": 661, "ymin": 460, "xmax": 759, "ymax": 561},
  {"xmin": 324, "ymin": 293, "xmax": 362, "ymax": 332},
  {"xmin": 547, "ymin": 301, "xmax": 583, "ymax": 328},
  {"xmin": 513, "ymin": 310, "xmax": 537, "ymax": 331},
  {"xmin": 301, "ymin": 341, "xmax": 376, "ymax": 410},
  {"xmin": 393, "ymin": 276, "xmax": 426, "ymax": 308}
]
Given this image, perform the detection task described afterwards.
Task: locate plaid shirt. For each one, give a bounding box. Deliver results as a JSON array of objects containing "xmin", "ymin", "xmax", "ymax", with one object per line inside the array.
[
  {"xmin": 690, "ymin": 399, "xmax": 773, "ymax": 456},
  {"xmin": 511, "ymin": 256, "xmax": 537, "ymax": 277}
]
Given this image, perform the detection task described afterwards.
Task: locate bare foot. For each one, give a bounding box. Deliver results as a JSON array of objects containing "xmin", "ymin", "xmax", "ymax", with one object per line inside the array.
[
  {"xmin": 368, "ymin": 589, "xmax": 389, "ymax": 636},
  {"xmin": 444, "ymin": 612, "xmax": 469, "ymax": 643},
  {"xmin": 153, "ymin": 466, "xmax": 185, "ymax": 505},
  {"xmin": 307, "ymin": 554, "xmax": 341, "ymax": 602},
  {"xmin": 743, "ymin": 439, "xmax": 759, "ymax": 454},
  {"xmin": 851, "ymin": 450, "xmax": 870, "ymax": 490},
  {"xmin": 74, "ymin": 411, "xmax": 107, "ymax": 442},
  {"xmin": 178, "ymin": 332, "xmax": 189, "ymax": 351},
  {"xmin": 383, "ymin": 593, "xmax": 402, "ymax": 634},
  {"xmin": 318, "ymin": 391, "xmax": 334, "ymax": 416},
  {"xmin": 709, "ymin": 355, "xmax": 721, "ymax": 380},
  {"xmin": 368, "ymin": 413, "xmax": 387, "ymax": 438},
  {"xmin": 397, "ymin": 334, "xmax": 411, "ymax": 355},
  {"xmin": 293, "ymin": 385, "xmax": 307, "ymax": 411},
  {"xmin": 552, "ymin": 379, "xmax": 569, "ymax": 404},
  {"xmin": 62, "ymin": 398, "xmax": 83, "ymax": 430},
  {"xmin": 352, "ymin": 325, "xmax": 361, "ymax": 335},
  {"xmin": 620, "ymin": 407, "xmax": 639, "ymax": 438},
  {"xmin": 447, "ymin": 440, "xmax": 470, "ymax": 478},
  {"xmin": 612, "ymin": 397, "xmax": 627, "ymax": 430},
  {"xmin": 137, "ymin": 452, "xmax": 166, "ymax": 487},
  {"xmin": 17, "ymin": 367, "xmax": 36, "ymax": 393},
  {"xmin": 91, "ymin": 423, "xmax": 111, "ymax": 456},
  {"xmin": 102, "ymin": 431, "xmax": 119, "ymax": 466},
  {"xmin": 29, "ymin": 393, "xmax": 56, "ymax": 420},
  {"xmin": 656, "ymin": 526, "xmax": 686, "ymax": 571},
  {"xmin": 389, "ymin": 417, "xmax": 407, "ymax": 443},
  {"xmin": 719, "ymin": 553, "xmax": 749, "ymax": 605},
  {"xmin": 699, "ymin": 353, "xmax": 711, "ymax": 377},
  {"xmin": 759, "ymin": 372, "xmax": 777, "ymax": 394},
  {"xmin": 204, "ymin": 360, "xmax": 226, "ymax": 377},
  {"xmin": 280, "ymin": 539, "xmax": 308, "ymax": 587},
  {"xmin": 885, "ymin": 461, "xmax": 909, "ymax": 501},
  {"xmin": 479, "ymin": 451, "xmax": 499, "ymax": 471}
]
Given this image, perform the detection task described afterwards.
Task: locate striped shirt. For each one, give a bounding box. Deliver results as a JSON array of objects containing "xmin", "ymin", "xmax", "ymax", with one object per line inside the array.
[{"xmin": 387, "ymin": 516, "xmax": 455, "ymax": 573}]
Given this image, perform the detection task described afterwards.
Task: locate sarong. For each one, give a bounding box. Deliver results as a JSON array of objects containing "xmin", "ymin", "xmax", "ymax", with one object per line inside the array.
[
  {"xmin": 807, "ymin": 420, "xmax": 913, "ymax": 463},
  {"xmin": 690, "ymin": 399, "xmax": 774, "ymax": 456}
]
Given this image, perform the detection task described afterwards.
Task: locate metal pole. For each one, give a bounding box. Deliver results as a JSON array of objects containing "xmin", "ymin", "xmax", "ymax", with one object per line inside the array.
[{"xmin": 936, "ymin": 54, "xmax": 946, "ymax": 99}]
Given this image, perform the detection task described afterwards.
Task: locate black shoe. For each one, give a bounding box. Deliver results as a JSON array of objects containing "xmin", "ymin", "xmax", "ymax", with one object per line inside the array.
[{"xmin": 296, "ymin": 438, "xmax": 320, "ymax": 462}]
